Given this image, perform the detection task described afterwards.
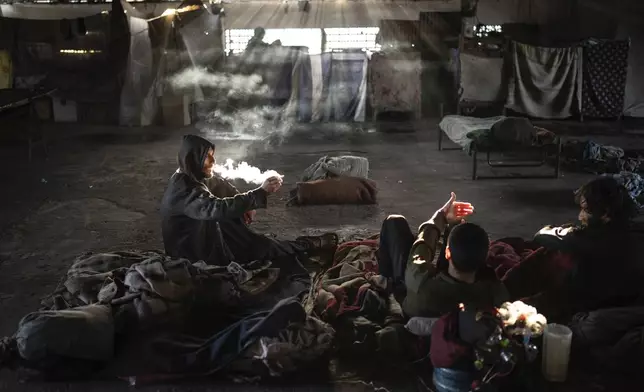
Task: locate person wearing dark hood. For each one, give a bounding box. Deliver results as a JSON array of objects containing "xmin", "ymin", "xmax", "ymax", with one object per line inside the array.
[
  {"xmin": 517, "ymin": 177, "xmax": 644, "ymax": 319},
  {"xmin": 161, "ymin": 135, "xmax": 337, "ymax": 266}
]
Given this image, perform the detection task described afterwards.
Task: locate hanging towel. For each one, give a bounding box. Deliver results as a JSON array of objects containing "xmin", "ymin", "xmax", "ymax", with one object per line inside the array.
[
  {"xmin": 369, "ymin": 52, "xmax": 423, "ymax": 119},
  {"xmin": 324, "ymin": 53, "xmax": 367, "ymax": 121},
  {"xmin": 459, "ymin": 53, "xmax": 505, "ymax": 103},
  {"xmin": 506, "ymin": 41, "xmax": 582, "ymax": 119},
  {"xmin": 297, "ymin": 52, "xmax": 312, "ymax": 122},
  {"xmin": 581, "ymin": 39, "xmax": 630, "ymax": 119},
  {"xmin": 310, "ymin": 54, "xmax": 324, "ymax": 122}
]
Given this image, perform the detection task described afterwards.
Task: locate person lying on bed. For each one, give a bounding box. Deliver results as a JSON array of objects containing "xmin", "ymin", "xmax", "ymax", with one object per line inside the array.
[
  {"xmin": 161, "ymin": 135, "xmax": 337, "ymax": 266},
  {"xmin": 377, "ymin": 193, "xmax": 509, "ymax": 318},
  {"xmin": 529, "ymin": 176, "xmax": 644, "ymax": 316}
]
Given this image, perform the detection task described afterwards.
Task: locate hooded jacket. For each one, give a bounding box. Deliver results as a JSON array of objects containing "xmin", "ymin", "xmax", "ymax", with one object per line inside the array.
[
  {"xmin": 534, "ymin": 221, "xmax": 644, "ymax": 314},
  {"xmin": 161, "ymin": 135, "xmax": 268, "ymax": 263}
]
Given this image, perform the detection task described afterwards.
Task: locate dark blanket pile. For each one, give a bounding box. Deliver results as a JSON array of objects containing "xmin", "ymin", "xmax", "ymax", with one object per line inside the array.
[
  {"xmin": 562, "ymin": 140, "xmax": 644, "ymax": 176},
  {"xmin": 486, "ymin": 238, "xmax": 574, "ymax": 302},
  {"xmin": 303, "ymin": 240, "xmax": 407, "ymax": 358},
  {"xmin": 467, "ymin": 117, "xmax": 557, "ymax": 152},
  {"xmin": 0, "ymin": 250, "xmax": 335, "ymax": 384},
  {"xmin": 570, "ymin": 306, "xmax": 644, "ymax": 374}
]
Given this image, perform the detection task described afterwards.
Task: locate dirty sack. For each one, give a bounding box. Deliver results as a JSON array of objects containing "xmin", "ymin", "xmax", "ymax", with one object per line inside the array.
[
  {"xmin": 288, "ymin": 176, "xmax": 378, "ymax": 206},
  {"xmin": 15, "ymin": 304, "xmax": 115, "ymax": 362},
  {"xmin": 301, "ymin": 155, "xmax": 370, "ymax": 182}
]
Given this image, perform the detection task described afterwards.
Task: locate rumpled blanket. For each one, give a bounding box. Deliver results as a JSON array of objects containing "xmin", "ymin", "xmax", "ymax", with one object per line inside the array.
[
  {"xmin": 304, "ymin": 241, "xmax": 405, "ymax": 356},
  {"xmin": 3, "ymin": 252, "xmax": 329, "ymax": 382},
  {"xmin": 486, "ymin": 238, "xmax": 574, "ymax": 301},
  {"xmin": 301, "ymin": 155, "xmax": 370, "ymax": 182},
  {"xmin": 236, "ymin": 315, "xmax": 334, "ymax": 377},
  {"xmin": 506, "ymin": 41, "xmax": 582, "ymax": 119},
  {"xmin": 134, "ymin": 297, "xmax": 334, "ymax": 380},
  {"xmin": 42, "ymin": 251, "xmax": 281, "ymax": 327},
  {"xmin": 603, "ymin": 172, "xmax": 644, "ymax": 209},
  {"xmin": 562, "ymin": 140, "xmax": 644, "ymax": 175}
]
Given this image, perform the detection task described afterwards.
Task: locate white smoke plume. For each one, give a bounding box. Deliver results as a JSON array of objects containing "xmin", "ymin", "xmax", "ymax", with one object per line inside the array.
[
  {"xmin": 214, "ymin": 158, "xmax": 283, "ymax": 185},
  {"xmin": 168, "ymin": 68, "xmax": 270, "ymax": 100},
  {"xmin": 202, "ymin": 106, "xmax": 293, "ymax": 141},
  {"xmin": 168, "ymin": 67, "xmax": 296, "ymax": 143}
]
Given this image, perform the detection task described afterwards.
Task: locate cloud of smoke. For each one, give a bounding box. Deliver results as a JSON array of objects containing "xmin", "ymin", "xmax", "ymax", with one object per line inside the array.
[
  {"xmin": 201, "ymin": 106, "xmax": 293, "ymax": 142},
  {"xmin": 168, "ymin": 68, "xmax": 270, "ymax": 100},
  {"xmin": 168, "ymin": 67, "xmax": 296, "ymax": 144},
  {"xmin": 214, "ymin": 158, "xmax": 283, "ymax": 185}
]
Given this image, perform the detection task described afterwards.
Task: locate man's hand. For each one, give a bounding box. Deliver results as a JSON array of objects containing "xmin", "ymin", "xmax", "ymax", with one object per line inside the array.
[
  {"xmin": 244, "ymin": 210, "xmax": 256, "ymax": 224},
  {"xmin": 440, "ymin": 192, "xmax": 474, "ymax": 225},
  {"xmin": 261, "ymin": 176, "xmax": 283, "ymax": 193}
]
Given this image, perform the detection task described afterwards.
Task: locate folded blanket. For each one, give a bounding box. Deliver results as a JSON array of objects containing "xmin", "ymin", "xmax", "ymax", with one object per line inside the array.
[
  {"xmin": 301, "ymin": 155, "xmax": 370, "ymax": 182},
  {"xmin": 289, "ymin": 177, "xmax": 378, "ymax": 206}
]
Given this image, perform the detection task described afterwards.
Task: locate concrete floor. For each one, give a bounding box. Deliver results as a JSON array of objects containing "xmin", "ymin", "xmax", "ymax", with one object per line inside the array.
[{"xmin": 0, "ymin": 121, "xmax": 641, "ymax": 391}]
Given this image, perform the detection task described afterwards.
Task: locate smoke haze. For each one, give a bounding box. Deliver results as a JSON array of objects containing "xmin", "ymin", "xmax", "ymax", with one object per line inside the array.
[
  {"xmin": 168, "ymin": 68, "xmax": 270, "ymax": 99},
  {"xmin": 168, "ymin": 67, "xmax": 295, "ymax": 143}
]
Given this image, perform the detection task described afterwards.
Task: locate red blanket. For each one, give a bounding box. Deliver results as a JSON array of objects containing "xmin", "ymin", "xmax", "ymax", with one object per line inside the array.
[{"xmin": 487, "ymin": 238, "xmax": 574, "ymax": 301}]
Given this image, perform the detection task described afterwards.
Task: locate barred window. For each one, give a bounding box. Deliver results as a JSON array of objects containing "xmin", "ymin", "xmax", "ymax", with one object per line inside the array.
[
  {"xmin": 323, "ymin": 27, "xmax": 380, "ymax": 52},
  {"xmin": 224, "ymin": 28, "xmax": 322, "ymax": 54}
]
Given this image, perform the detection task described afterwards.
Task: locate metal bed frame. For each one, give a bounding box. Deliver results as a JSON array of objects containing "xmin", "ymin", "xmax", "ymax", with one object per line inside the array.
[
  {"xmin": 0, "ymin": 88, "xmax": 56, "ymax": 162},
  {"xmin": 437, "ymin": 121, "xmax": 562, "ymax": 180}
]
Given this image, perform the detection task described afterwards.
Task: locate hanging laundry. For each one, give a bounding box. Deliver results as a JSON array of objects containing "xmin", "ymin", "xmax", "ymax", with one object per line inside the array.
[
  {"xmin": 582, "ymin": 39, "xmax": 630, "ymax": 118},
  {"xmin": 506, "ymin": 41, "xmax": 582, "ymax": 119},
  {"xmin": 370, "ymin": 52, "xmax": 423, "ymax": 120}
]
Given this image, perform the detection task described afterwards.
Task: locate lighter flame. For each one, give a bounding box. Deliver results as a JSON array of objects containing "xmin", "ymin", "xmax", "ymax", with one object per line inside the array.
[{"xmin": 214, "ymin": 159, "xmax": 283, "ymax": 185}]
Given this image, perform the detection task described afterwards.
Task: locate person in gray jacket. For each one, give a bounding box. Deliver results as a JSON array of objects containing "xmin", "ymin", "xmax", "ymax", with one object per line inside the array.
[{"xmin": 161, "ymin": 135, "xmax": 335, "ymax": 265}]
